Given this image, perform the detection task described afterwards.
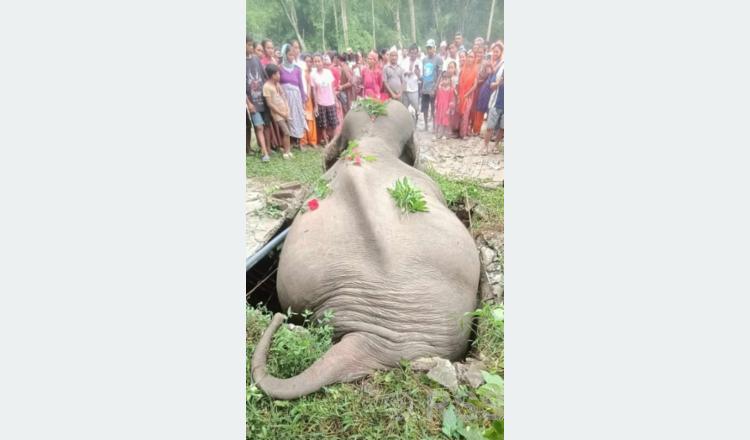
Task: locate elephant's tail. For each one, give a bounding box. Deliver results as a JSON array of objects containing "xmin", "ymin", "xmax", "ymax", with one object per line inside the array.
[{"xmin": 251, "ymin": 313, "xmax": 375, "ymax": 400}]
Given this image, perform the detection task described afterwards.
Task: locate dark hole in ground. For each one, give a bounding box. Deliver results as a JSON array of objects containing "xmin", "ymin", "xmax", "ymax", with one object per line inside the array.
[
  {"xmin": 246, "ymin": 204, "xmax": 483, "ymax": 350},
  {"xmin": 246, "ymin": 218, "xmax": 292, "ymax": 316}
]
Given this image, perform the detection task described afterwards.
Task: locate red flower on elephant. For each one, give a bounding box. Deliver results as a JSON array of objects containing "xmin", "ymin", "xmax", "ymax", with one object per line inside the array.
[{"xmin": 307, "ymin": 199, "xmax": 319, "ymax": 211}]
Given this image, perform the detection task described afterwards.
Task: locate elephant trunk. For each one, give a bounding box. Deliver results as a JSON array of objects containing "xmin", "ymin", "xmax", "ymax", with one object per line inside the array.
[{"xmin": 251, "ymin": 313, "xmax": 373, "ymax": 400}]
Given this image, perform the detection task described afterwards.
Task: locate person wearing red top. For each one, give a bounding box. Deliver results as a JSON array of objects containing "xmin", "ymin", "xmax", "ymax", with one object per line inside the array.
[{"xmin": 361, "ymin": 51, "xmax": 384, "ymax": 101}]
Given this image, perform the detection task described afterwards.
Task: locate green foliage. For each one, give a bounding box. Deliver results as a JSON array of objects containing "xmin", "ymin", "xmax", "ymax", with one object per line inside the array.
[
  {"xmin": 425, "ymin": 166, "xmax": 503, "ymax": 231},
  {"xmin": 246, "ymin": 149, "xmax": 324, "ymax": 186},
  {"xmin": 354, "ymin": 97, "xmax": 389, "ymax": 117},
  {"xmin": 483, "ymin": 420, "xmax": 504, "ymax": 440},
  {"xmin": 477, "ymin": 372, "xmax": 504, "ymax": 418},
  {"xmin": 472, "ymin": 303, "xmax": 504, "ymax": 375},
  {"xmin": 268, "ymin": 309, "xmax": 334, "ymax": 378},
  {"xmin": 246, "ymin": 0, "xmax": 505, "ymax": 53},
  {"xmin": 340, "ymin": 139, "xmax": 377, "ymax": 164},
  {"xmin": 312, "ymin": 176, "xmax": 331, "ymax": 199},
  {"xmin": 247, "ymin": 302, "xmax": 505, "ymax": 440},
  {"xmin": 388, "ymin": 177, "xmax": 429, "ymax": 213}
]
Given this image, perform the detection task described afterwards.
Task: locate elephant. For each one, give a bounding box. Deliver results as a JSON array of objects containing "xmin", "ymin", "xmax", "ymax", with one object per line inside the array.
[{"xmin": 251, "ymin": 99, "xmax": 480, "ymax": 400}]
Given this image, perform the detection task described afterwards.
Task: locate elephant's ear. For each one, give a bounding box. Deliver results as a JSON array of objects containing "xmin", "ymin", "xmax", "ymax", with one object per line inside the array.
[
  {"xmin": 323, "ymin": 133, "xmax": 346, "ymax": 170},
  {"xmin": 400, "ymin": 134, "xmax": 420, "ymax": 169}
]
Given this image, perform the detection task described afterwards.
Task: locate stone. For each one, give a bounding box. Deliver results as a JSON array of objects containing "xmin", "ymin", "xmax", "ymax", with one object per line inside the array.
[
  {"xmin": 279, "ymin": 182, "xmax": 302, "ymax": 191},
  {"xmin": 464, "ymin": 360, "xmax": 487, "ymax": 388},
  {"xmin": 247, "ymin": 199, "xmax": 265, "ymax": 213},
  {"xmin": 486, "ymin": 262, "xmax": 502, "ymax": 274},
  {"xmin": 426, "ymin": 358, "xmax": 458, "ymax": 392},
  {"xmin": 410, "ymin": 356, "xmax": 440, "ymax": 372},
  {"xmin": 268, "ymin": 199, "xmax": 289, "ymax": 211},
  {"xmin": 271, "ymin": 190, "xmax": 296, "ymax": 199},
  {"xmin": 480, "ymin": 247, "xmax": 497, "ymax": 265},
  {"xmin": 489, "ymin": 271, "xmax": 503, "ymax": 286}
]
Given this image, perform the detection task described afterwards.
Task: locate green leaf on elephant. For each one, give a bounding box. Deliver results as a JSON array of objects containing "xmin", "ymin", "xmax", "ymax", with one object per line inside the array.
[
  {"xmin": 363, "ymin": 155, "xmax": 377, "ymax": 162},
  {"xmin": 388, "ymin": 177, "xmax": 429, "ymax": 214},
  {"xmin": 354, "ymin": 97, "xmax": 388, "ymax": 118}
]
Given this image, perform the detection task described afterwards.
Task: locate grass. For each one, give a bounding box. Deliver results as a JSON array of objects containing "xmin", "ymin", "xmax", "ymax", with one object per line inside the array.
[
  {"xmin": 247, "ymin": 304, "xmax": 504, "ymax": 440},
  {"xmin": 246, "ymin": 149, "xmax": 325, "ymax": 187},
  {"xmin": 425, "ymin": 166, "xmax": 504, "ymax": 233}
]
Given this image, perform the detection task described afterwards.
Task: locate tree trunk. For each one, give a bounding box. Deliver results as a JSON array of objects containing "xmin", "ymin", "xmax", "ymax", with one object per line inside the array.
[
  {"xmin": 394, "ymin": 0, "xmax": 402, "ymax": 49},
  {"xmin": 321, "ymin": 0, "xmax": 326, "ymax": 51},
  {"xmin": 461, "ymin": 0, "xmax": 472, "ymax": 34},
  {"xmin": 340, "ymin": 0, "xmax": 349, "ymax": 49},
  {"xmin": 432, "ymin": 0, "xmax": 441, "ymax": 42},
  {"xmin": 333, "ymin": 0, "xmax": 340, "ymax": 51},
  {"xmin": 408, "ymin": 0, "xmax": 416, "ymax": 44},
  {"xmin": 371, "ymin": 0, "xmax": 376, "ymax": 50},
  {"xmin": 487, "ymin": 0, "xmax": 496, "ymax": 40},
  {"xmin": 278, "ymin": 0, "xmax": 306, "ymax": 51}
]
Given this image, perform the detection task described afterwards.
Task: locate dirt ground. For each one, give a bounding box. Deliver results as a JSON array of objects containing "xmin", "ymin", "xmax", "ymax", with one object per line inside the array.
[{"xmin": 414, "ymin": 118, "xmax": 504, "ymax": 187}]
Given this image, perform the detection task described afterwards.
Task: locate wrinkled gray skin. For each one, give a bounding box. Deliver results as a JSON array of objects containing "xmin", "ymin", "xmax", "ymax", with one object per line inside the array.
[{"xmin": 252, "ymin": 100, "xmax": 479, "ymax": 400}]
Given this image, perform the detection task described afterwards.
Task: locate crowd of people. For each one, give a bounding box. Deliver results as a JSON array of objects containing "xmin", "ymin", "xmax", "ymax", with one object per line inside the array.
[{"xmin": 246, "ymin": 31, "xmax": 504, "ymax": 162}]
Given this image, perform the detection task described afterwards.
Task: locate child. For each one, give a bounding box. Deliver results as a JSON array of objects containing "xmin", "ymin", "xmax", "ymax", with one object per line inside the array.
[
  {"xmin": 310, "ymin": 54, "xmax": 339, "ymax": 145},
  {"xmin": 434, "ymin": 61, "xmax": 458, "ymax": 139},
  {"xmin": 262, "ymin": 63, "xmax": 294, "ymax": 159}
]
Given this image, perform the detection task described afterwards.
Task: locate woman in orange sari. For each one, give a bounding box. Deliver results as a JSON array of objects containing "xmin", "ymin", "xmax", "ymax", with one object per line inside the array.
[
  {"xmin": 299, "ymin": 55, "xmax": 319, "ymax": 149},
  {"xmin": 457, "ymin": 51, "xmax": 478, "ymax": 139}
]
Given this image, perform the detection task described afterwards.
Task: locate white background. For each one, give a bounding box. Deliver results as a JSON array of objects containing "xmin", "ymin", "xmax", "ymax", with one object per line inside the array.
[{"xmin": 1, "ymin": 0, "xmax": 749, "ymax": 439}]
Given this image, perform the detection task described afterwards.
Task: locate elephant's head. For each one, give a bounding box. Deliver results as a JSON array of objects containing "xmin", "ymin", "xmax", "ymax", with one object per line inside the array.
[{"xmin": 323, "ymin": 100, "xmax": 419, "ymax": 170}]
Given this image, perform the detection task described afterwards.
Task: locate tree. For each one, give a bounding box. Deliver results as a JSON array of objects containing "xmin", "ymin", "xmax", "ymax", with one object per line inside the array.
[
  {"xmin": 321, "ymin": 0, "xmax": 326, "ymax": 51},
  {"xmin": 392, "ymin": 0, "xmax": 403, "ymax": 49},
  {"xmin": 278, "ymin": 0, "xmax": 306, "ymax": 50},
  {"xmin": 340, "ymin": 0, "xmax": 349, "ymax": 48},
  {"xmin": 371, "ymin": 0, "xmax": 376, "ymax": 49},
  {"xmin": 486, "ymin": 0, "xmax": 496, "ymax": 40},
  {"xmin": 408, "ymin": 0, "xmax": 416, "ymax": 44},
  {"xmin": 332, "ymin": 0, "xmax": 340, "ymax": 50},
  {"xmin": 432, "ymin": 0, "xmax": 442, "ymax": 42}
]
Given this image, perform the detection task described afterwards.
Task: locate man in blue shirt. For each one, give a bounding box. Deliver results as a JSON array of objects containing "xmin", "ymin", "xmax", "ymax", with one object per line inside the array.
[{"xmin": 420, "ymin": 39, "xmax": 443, "ymax": 131}]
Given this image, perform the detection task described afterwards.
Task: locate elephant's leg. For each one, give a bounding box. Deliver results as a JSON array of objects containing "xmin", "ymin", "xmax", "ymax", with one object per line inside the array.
[{"xmin": 251, "ymin": 313, "xmax": 381, "ymax": 400}]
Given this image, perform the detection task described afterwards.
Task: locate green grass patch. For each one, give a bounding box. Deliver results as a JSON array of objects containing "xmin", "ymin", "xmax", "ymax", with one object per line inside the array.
[
  {"xmin": 246, "ymin": 149, "xmax": 325, "ymax": 186},
  {"xmin": 425, "ymin": 167, "xmax": 504, "ymax": 232},
  {"xmin": 247, "ymin": 304, "xmax": 504, "ymax": 440}
]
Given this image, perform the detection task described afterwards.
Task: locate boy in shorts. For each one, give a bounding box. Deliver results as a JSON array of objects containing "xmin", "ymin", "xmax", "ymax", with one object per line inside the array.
[{"xmin": 263, "ymin": 63, "xmax": 294, "ymax": 159}]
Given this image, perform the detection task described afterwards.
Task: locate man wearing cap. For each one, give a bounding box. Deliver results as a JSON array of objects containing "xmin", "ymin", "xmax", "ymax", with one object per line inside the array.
[{"xmin": 420, "ymin": 39, "xmax": 443, "ymax": 131}]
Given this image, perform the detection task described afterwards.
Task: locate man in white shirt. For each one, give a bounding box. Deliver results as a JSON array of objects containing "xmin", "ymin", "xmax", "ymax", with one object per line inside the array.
[
  {"xmin": 399, "ymin": 43, "xmax": 421, "ymax": 124},
  {"xmin": 443, "ymin": 42, "xmax": 460, "ymax": 75}
]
